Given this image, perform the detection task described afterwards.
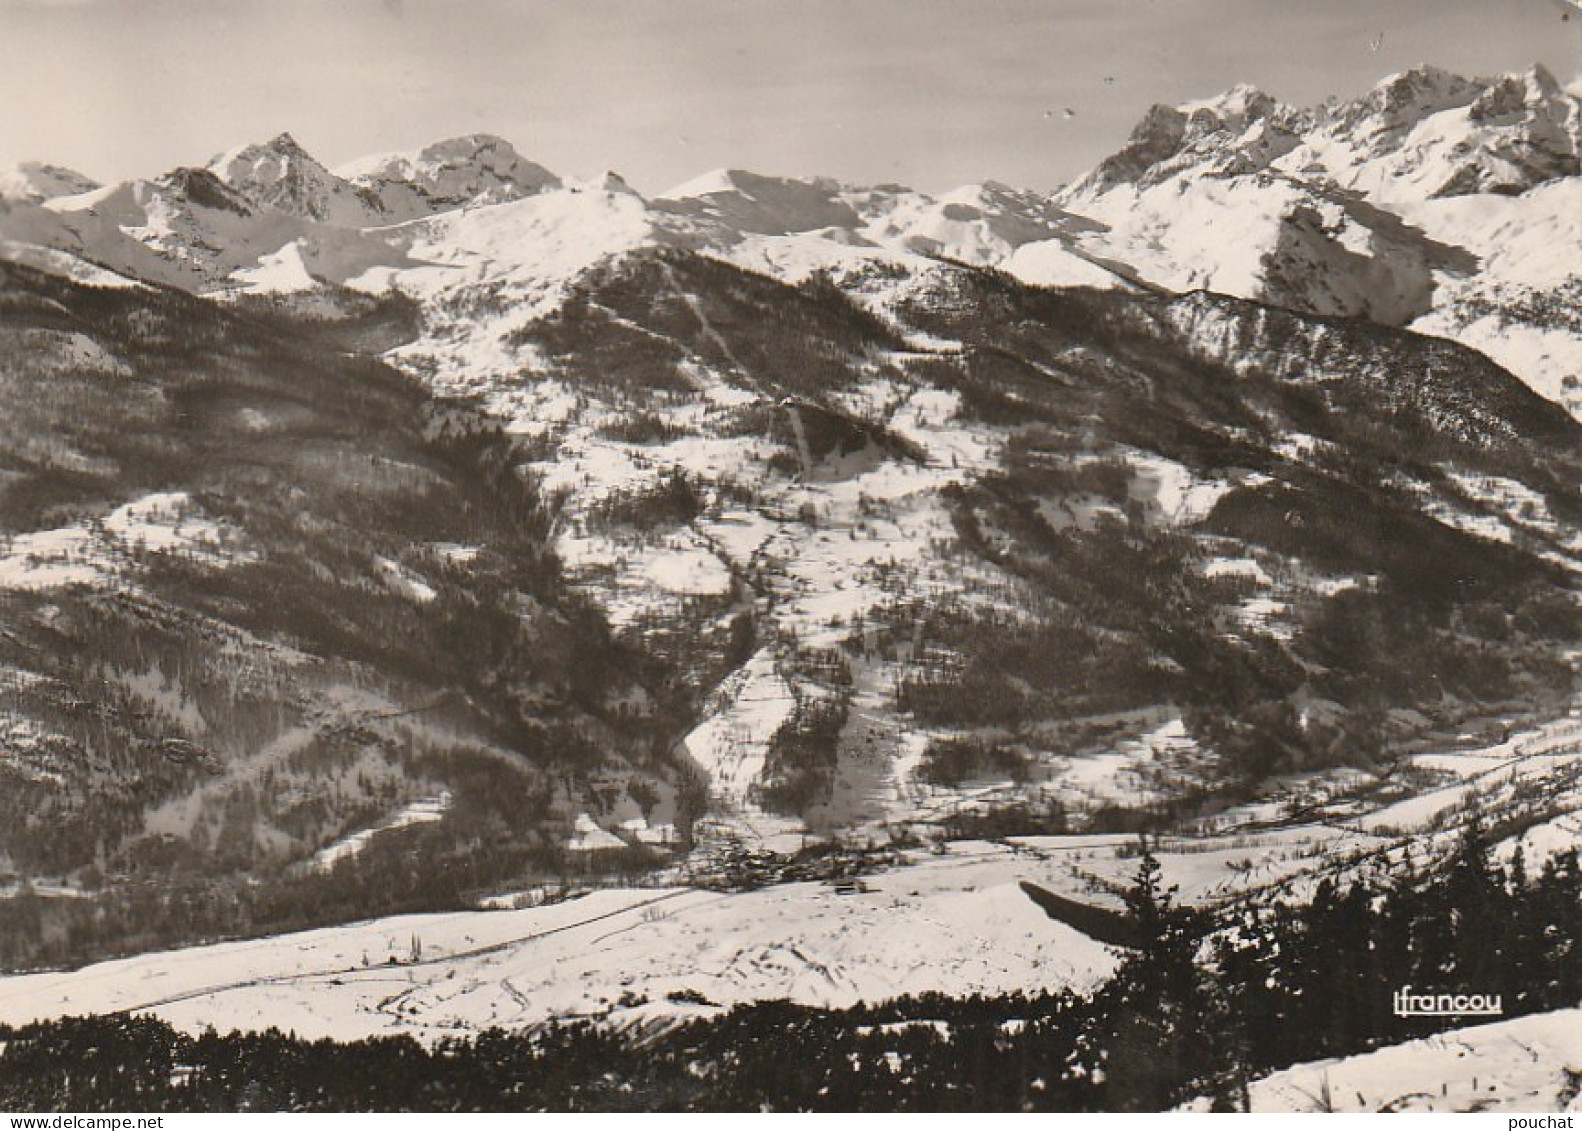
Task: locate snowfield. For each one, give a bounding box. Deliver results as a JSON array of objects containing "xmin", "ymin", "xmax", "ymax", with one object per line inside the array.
[
  {"xmin": 681, "ymin": 649, "xmax": 798, "ymax": 812},
  {"xmin": 0, "ymin": 492, "xmax": 242, "ymax": 592},
  {"xmin": 0, "ymin": 844, "xmax": 1135, "ymax": 1043}
]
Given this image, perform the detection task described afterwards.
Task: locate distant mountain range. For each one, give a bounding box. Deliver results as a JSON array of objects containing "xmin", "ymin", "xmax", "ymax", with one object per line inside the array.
[{"xmin": 4, "ymin": 63, "xmax": 1579, "ymax": 415}]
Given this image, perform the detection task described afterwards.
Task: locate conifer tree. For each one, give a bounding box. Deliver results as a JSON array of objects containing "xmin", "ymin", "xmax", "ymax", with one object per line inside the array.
[{"xmin": 1096, "ymin": 839, "xmax": 1214, "ymax": 1110}]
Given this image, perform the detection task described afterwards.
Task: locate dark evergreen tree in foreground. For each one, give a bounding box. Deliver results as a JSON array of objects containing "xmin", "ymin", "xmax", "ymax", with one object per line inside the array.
[{"xmin": 1081, "ymin": 844, "xmax": 1213, "ymax": 1110}]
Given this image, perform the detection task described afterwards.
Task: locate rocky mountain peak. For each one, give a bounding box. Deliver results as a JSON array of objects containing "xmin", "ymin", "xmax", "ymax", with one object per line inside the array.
[
  {"xmin": 338, "ymin": 134, "xmax": 560, "ymax": 221},
  {"xmin": 1467, "ymin": 63, "xmax": 1571, "ymax": 123},
  {"xmin": 205, "ymin": 131, "xmax": 374, "ymax": 225}
]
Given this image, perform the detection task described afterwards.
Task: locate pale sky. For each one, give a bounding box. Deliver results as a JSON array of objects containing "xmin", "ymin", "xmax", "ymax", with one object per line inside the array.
[{"xmin": 1, "ymin": 0, "xmax": 1578, "ymax": 194}]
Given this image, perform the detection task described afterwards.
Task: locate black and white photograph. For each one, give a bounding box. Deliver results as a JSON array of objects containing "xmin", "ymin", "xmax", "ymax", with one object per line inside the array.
[{"xmin": 0, "ymin": 0, "xmax": 1580, "ymax": 1115}]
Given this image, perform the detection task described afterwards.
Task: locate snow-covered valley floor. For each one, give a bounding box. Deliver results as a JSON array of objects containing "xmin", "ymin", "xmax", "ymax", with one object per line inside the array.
[
  {"xmin": 6, "ymin": 702, "xmax": 1581, "ymax": 1049},
  {"xmin": 0, "ymin": 842, "xmax": 1131, "ymax": 1043}
]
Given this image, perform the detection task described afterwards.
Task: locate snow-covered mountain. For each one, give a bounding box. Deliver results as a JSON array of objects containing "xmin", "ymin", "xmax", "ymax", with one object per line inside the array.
[
  {"xmin": 1, "ymin": 71, "xmax": 1580, "ymax": 848},
  {"xmin": 0, "ymin": 161, "xmax": 99, "ymax": 205},
  {"xmin": 2, "ymin": 128, "xmax": 1130, "ymax": 304},
  {"xmin": 206, "ymin": 132, "xmax": 385, "ymax": 227},
  {"xmin": 1057, "ymin": 63, "xmax": 1582, "ymax": 416},
  {"xmin": 1287, "ymin": 64, "xmax": 1580, "ymax": 203},
  {"xmin": 0, "ymin": 64, "xmax": 1580, "ymax": 990},
  {"xmin": 1061, "ymin": 63, "xmax": 1579, "ymax": 228},
  {"xmin": 35, "ymin": 163, "xmax": 409, "ymax": 293},
  {"xmin": 4, "ymin": 704, "xmax": 1579, "ymax": 1048}
]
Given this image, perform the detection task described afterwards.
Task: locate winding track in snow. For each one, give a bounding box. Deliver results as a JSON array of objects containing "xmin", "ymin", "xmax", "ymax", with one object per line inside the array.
[{"xmin": 69, "ymin": 888, "xmax": 710, "ymax": 1023}]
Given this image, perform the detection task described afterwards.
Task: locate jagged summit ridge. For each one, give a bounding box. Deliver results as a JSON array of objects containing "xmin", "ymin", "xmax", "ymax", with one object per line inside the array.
[
  {"xmin": 1066, "ymin": 84, "xmax": 1312, "ymax": 198},
  {"xmin": 1067, "ymin": 63, "xmax": 1580, "ymax": 202},
  {"xmin": 1329, "ymin": 64, "xmax": 1481, "ymax": 136},
  {"xmin": 1051, "ymin": 62, "xmax": 1582, "ymax": 416}
]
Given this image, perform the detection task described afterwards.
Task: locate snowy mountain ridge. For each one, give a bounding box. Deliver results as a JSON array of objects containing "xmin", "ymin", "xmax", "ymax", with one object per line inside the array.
[
  {"xmin": 4, "ymin": 62, "xmax": 1578, "ymax": 417},
  {"xmin": 1058, "ymin": 62, "xmax": 1582, "ymax": 415}
]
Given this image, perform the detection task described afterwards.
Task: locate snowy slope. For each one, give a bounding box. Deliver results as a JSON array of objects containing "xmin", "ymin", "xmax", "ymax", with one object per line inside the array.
[
  {"xmin": 6, "ymin": 700, "xmax": 1576, "ymax": 1046},
  {"xmin": 0, "ymin": 847, "xmax": 1129, "ymax": 1042},
  {"xmin": 1401, "ymin": 177, "xmax": 1582, "ymax": 413},
  {"xmin": 1223, "ymin": 1007, "xmax": 1582, "ymax": 1113},
  {"xmin": 367, "ymin": 175, "xmax": 661, "ymax": 386},
  {"xmin": 0, "ymin": 237, "xmax": 145, "ymax": 289},
  {"xmin": 652, "ymin": 170, "xmax": 1125, "ymax": 290},
  {"xmin": 1276, "ymin": 65, "xmax": 1580, "ymax": 206},
  {"xmin": 0, "ymin": 817, "xmax": 1375, "ymax": 1042},
  {"xmin": 0, "ymin": 193, "xmax": 205, "ymax": 290},
  {"xmin": 33, "ymin": 168, "xmax": 413, "ymax": 293},
  {"xmin": 1058, "ymin": 173, "xmax": 1467, "ymax": 323}
]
